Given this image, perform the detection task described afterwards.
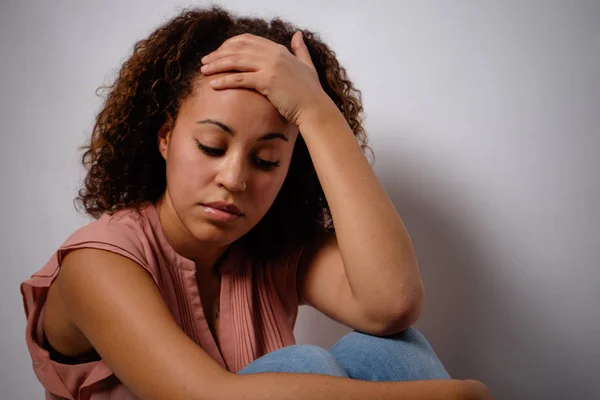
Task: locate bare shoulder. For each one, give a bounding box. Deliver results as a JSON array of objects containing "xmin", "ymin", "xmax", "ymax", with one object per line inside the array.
[
  {"xmin": 48, "ymin": 248, "xmax": 229, "ymax": 399},
  {"xmin": 44, "ymin": 261, "xmax": 94, "ymax": 357},
  {"xmin": 44, "ymin": 248, "xmax": 158, "ymax": 358}
]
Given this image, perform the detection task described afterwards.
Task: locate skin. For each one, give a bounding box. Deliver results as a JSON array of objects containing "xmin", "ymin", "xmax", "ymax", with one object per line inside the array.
[
  {"xmin": 200, "ymin": 32, "xmax": 425, "ymax": 332},
  {"xmin": 43, "ymin": 31, "xmax": 493, "ymax": 399},
  {"xmin": 154, "ymin": 75, "xmax": 301, "ymax": 349},
  {"xmin": 156, "ymin": 74, "xmax": 299, "ymax": 273}
]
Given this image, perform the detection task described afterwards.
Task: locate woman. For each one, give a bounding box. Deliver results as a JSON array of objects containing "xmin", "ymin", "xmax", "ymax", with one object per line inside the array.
[{"xmin": 21, "ymin": 6, "xmax": 491, "ymax": 400}]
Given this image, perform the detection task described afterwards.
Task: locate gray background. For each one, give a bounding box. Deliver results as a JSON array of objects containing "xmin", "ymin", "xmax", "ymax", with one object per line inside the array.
[{"xmin": 1, "ymin": 1, "xmax": 599, "ymax": 399}]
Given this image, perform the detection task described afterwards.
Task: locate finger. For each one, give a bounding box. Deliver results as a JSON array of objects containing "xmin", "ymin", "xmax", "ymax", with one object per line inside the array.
[
  {"xmin": 201, "ymin": 45, "xmax": 263, "ymax": 65},
  {"xmin": 200, "ymin": 54, "xmax": 261, "ymax": 75},
  {"xmin": 208, "ymin": 72, "xmax": 261, "ymax": 92},
  {"xmin": 203, "ymin": 34, "xmax": 275, "ymax": 63},
  {"xmin": 222, "ymin": 33, "xmax": 274, "ymax": 49},
  {"xmin": 204, "ymin": 34, "xmax": 265, "ymax": 61},
  {"xmin": 291, "ymin": 31, "xmax": 316, "ymax": 70}
]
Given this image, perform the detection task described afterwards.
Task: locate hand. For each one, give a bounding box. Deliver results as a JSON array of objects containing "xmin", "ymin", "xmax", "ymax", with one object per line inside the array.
[
  {"xmin": 462, "ymin": 380, "xmax": 494, "ymax": 400},
  {"xmin": 200, "ymin": 32, "xmax": 334, "ymax": 127}
]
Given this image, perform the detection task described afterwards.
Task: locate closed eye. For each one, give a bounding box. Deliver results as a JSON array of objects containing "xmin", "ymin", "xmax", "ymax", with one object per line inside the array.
[
  {"xmin": 195, "ymin": 140, "xmax": 225, "ymax": 157},
  {"xmin": 252, "ymin": 157, "xmax": 280, "ymax": 171},
  {"xmin": 195, "ymin": 139, "xmax": 280, "ymax": 171}
]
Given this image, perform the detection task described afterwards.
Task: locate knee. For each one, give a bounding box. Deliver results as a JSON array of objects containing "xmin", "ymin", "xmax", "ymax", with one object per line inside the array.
[
  {"xmin": 280, "ymin": 345, "xmax": 349, "ymax": 376},
  {"xmin": 334, "ymin": 328, "xmax": 436, "ymax": 355},
  {"xmin": 329, "ymin": 328, "xmax": 450, "ymax": 381},
  {"xmin": 239, "ymin": 344, "xmax": 349, "ymax": 377},
  {"xmin": 383, "ymin": 327, "xmax": 438, "ymax": 353},
  {"xmin": 285, "ymin": 344, "xmax": 336, "ymax": 365}
]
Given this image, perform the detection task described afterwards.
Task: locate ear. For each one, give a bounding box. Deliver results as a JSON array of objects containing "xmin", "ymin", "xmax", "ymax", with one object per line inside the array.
[{"xmin": 157, "ymin": 121, "xmax": 172, "ymax": 161}]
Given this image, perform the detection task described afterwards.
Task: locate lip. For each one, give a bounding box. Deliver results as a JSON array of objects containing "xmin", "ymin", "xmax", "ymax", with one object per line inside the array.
[
  {"xmin": 203, "ymin": 201, "xmax": 243, "ymax": 216},
  {"xmin": 202, "ymin": 205, "xmax": 241, "ymax": 223}
]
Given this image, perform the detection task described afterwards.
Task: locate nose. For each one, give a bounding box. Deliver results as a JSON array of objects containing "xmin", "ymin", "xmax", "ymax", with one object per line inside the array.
[{"xmin": 215, "ymin": 152, "xmax": 248, "ymax": 193}]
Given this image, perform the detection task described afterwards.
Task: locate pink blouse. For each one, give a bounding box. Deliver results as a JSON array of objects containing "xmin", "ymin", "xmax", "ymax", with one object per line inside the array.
[{"xmin": 21, "ymin": 203, "xmax": 304, "ymax": 399}]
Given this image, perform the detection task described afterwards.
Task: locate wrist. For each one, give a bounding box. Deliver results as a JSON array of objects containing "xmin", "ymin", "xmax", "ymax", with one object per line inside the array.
[{"xmin": 298, "ymin": 93, "xmax": 343, "ymax": 132}]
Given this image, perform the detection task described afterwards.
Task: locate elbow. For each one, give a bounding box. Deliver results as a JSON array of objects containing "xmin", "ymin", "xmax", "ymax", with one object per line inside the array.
[
  {"xmin": 373, "ymin": 286, "xmax": 425, "ymax": 336},
  {"xmin": 377, "ymin": 303, "xmax": 422, "ymax": 336}
]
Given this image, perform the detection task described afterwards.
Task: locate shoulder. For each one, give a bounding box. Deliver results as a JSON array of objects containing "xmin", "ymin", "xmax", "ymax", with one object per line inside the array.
[
  {"xmin": 22, "ymin": 205, "xmax": 161, "ymax": 310},
  {"xmin": 19, "ymin": 207, "xmax": 159, "ymax": 397},
  {"xmin": 63, "ymin": 207, "xmax": 147, "ymax": 245},
  {"xmin": 59, "ymin": 206, "xmax": 155, "ymax": 269}
]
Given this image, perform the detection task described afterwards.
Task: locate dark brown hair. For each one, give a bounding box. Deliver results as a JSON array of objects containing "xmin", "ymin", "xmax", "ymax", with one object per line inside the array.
[{"xmin": 76, "ymin": 5, "xmax": 370, "ymax": 262}]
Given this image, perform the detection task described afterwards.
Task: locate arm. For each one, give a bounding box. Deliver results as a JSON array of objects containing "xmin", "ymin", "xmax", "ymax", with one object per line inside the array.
[
  {"xmin": 56, "ymin": 249, "xmax": 489, "ymax": 400},
  {"xmin": 297, "ymin": 232, "xmax": 410, "ymax": 335},
  {"xmin": 200, "ymin": 31, "xmax": 422, "ymax": 332},
  {"xmin": 225, "ymin": 376, "xmax": 491, "ymax": 400},
  {"xmin": 55, "ymin": 248, "xmax": 228, "ymax": 399},
  {"xmin": 297, "ymin": 101, "xmax": 425, "ymax": 333}
]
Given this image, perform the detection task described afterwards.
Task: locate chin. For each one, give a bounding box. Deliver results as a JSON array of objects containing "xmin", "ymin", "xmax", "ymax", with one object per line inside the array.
[{"xmin": 187, "ymin": 221, "xmax": 245, "ymax": 246}]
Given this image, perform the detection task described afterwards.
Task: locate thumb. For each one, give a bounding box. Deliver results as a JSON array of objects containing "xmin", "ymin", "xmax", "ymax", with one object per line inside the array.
[{"xmin": 291, "ymin": 31, "xmax": 315, "ymax": 69}]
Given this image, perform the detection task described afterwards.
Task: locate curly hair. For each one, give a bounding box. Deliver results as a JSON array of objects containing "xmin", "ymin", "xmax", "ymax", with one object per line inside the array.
[{"xmin": 76, "ymin": 5, "xmax": 371, "ymax": 262}]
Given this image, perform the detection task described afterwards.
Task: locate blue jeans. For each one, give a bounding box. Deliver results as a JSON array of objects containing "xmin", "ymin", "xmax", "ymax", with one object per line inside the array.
[{"xmin": 238, "ymin": 328, "xmax": 450, "ymax": 381}]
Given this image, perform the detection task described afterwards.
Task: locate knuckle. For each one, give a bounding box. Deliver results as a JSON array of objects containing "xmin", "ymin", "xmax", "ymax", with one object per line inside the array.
[
  {"xmin": 222, "ymin": 37, "xmax": 240, "ymax": 49},
  {"xmin": 276, "ymin": 43, "xmax": 288, "ymax": 53},
  {"xmin": 233, "ymin": 41, "xmax": 245, "ymax": 50}
]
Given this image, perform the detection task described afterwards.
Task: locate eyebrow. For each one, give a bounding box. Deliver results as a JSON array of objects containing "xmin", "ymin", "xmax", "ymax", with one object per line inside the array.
[{"xmin": 197, "ymin": 119, "xmax": 289, "ymax": 142}]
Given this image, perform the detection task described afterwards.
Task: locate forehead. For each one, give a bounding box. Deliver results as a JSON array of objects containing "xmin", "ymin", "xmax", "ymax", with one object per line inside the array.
[{"xmin": 178, "ymin": 74, "xmax": 296, "ymax": 136}]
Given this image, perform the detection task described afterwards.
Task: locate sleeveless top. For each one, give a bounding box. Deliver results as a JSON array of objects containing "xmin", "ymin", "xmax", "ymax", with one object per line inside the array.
[{"xmin": 20, "ymin": 203, "xmax": 305, "ymax": 399}]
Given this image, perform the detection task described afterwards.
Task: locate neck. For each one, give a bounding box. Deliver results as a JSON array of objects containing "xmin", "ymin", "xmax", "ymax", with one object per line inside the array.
[{"xmin": 156, "ymin": 195, "xmax": 229, "ymax": 274}]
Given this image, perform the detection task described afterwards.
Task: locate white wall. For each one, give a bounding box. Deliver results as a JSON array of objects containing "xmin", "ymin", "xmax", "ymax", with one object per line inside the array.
[{"xmin": 1, "ymin": 1, "xmax": 598, "ymax": 399}]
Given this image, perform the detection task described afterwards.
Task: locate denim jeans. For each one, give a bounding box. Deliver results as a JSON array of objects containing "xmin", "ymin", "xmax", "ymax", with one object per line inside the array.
[{"xmin": 238, "ymin": 328, "xmax": 450, "ymax": 381}]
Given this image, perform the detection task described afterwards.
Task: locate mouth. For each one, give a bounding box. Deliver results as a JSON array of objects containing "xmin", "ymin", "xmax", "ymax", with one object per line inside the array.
[
  {"xmin": 202, "ymin": 201, "xmax": 243, "ymax": 216},
  {"xmin": 200, "ymin": 201, "xmax": 244, "ymax": 222}
]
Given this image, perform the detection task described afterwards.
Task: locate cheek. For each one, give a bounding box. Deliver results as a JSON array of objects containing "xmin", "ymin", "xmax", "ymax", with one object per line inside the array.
[
  {"xmin": 250, "ymin": 171, "xmax": 287, "ymax": 208},
  {"xmin": 166, "ymin": 145, "xmax": 213, "ymax": 195}
]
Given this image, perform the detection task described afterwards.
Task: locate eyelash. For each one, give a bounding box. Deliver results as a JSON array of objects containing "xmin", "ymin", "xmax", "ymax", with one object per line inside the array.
[{"xmin": 195, "ymin": 141, "xmax": 281, "ymax": 171}]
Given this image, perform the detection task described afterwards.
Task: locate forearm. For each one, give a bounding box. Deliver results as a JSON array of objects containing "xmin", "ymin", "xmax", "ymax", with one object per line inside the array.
[
  {"xmin": 217, "ymin": 373, "xmax": 490, "ymax": 400},
  {"xmin": 299, "ymin": 100, "xmax": 424, "ymax": 322}
]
